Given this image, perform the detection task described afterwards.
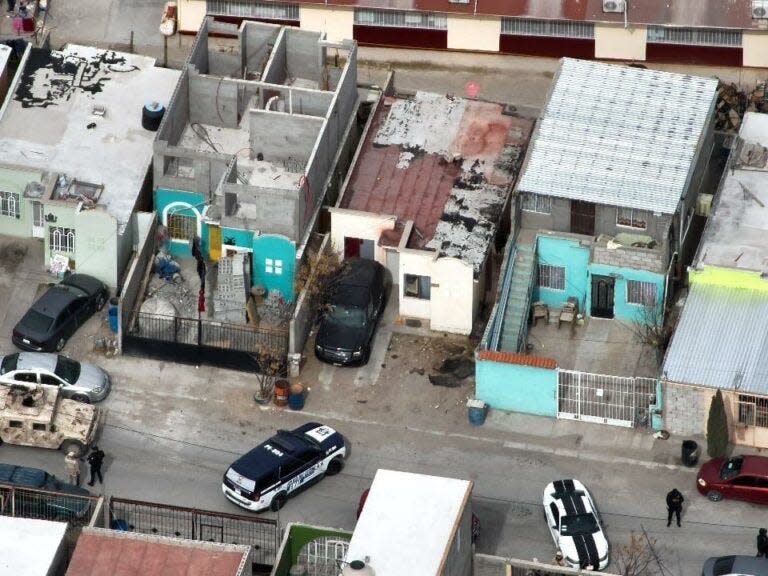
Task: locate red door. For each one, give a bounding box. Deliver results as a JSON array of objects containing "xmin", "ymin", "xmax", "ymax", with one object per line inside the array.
[{"xmin": 344, "ymin": 237, "xmax": 362, "ymax": 258}]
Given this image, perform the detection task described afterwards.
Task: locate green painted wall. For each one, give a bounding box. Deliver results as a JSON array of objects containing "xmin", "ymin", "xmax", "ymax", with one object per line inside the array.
[
  {"xmin": 690, "ymin": 266, "xmax": 768, "ymax": 292},
  {"xmin": 0, "ymin": 168, "xmax": 45, "ymax": 237},
  {"xmin": 476, "ymin": 358, "xmax": 558, "ymax": 416},
  {"xmin": 273, "ymin": 524, "xmax": 352, "ymax": 576},
  {"xmin": 252, "ymin": 234, "xmax": 296, "ymax": 302}
]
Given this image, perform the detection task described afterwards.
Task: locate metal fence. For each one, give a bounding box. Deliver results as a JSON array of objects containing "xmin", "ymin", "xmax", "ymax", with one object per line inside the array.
[
  {"xmin": 108, "ymin": 497, "xmax": 280, "ymax": 568},
  {"xmin": 558, "ymin": 370, "xmax": 657, "ymax": 428}
]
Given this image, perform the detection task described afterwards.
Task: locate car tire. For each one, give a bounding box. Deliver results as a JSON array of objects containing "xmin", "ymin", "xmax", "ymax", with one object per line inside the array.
[
  {"xmin": 707, "ymin": 490, "xmax": 723, "ymax": 502},
  {"xmin": 270, "ymin": 492, "xmax": 287, "ymax": 512},
  {"xmin": 95, "ymin": 293, "xmax": 107, "ymax": 311},
  {"xmin": 60, "ymin": 440, "xmax": 85, "ymax": 458},
  {"xmin": 326, "ymin": 458, "xmax": 344, "ymax": 476},
  {"xmin": 55, "ymin": 337, "xmax": 66, "ymax": 352},
  {"xmin": 71, "ymin": 394, "xmax": 91, "ymax": 404}
]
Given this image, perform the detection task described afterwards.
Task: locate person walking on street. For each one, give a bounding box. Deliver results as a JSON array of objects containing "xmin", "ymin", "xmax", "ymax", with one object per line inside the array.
[
  {"xmin": 86, "ymin": 446, "xmax": 105, "ymax": 486},
  {"xmin": 64, "ymin": 451, "xmax": 80, "ymax": 486},
  {"xmin": 757, "ymin": 528, "xmax": 768, "ymax": 557},
  {"xmin": 666, "ymin": 488, "xmax": 684, "ymax": 527}
]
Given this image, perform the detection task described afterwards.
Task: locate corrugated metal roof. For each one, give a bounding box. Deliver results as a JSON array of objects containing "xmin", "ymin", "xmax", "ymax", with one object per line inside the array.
[
  {"xmin": 518, "ymin": 58, "xmax": 717, "ymax": 214},
  {"xmin": 663, "ymin": 282, "xmax": 768, "ymax": 393}
]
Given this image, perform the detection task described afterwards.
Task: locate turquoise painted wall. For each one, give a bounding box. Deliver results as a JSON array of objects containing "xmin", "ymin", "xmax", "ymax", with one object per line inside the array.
[
  {"xmin": 476, "ymin": 359, "xmax": 558, "ymax": 416},
  {"xmin": 534, "ymin": 236, "xmax": 590, "ymax": 313},
  {"xmin": 221, "ymin": 228, "xmax": 254, "ymax": 252},
  {"xmin": 154, "ymin": 188, "xmax": 206, "ymax": 257},
  {"xmin": 588, "ymin": 263, "xmax": 664, "ymax": 324},
  {"xmin": 252, "ymin": 234, "xmax": 296, "ymax": 302}
]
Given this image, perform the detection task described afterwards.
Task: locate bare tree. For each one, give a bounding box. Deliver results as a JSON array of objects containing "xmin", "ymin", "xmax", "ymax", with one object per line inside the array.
[
  {"xmin": 251, "ymin": 344, "xmax": 285, "ymax": 403},
  {"xmin": 630, "ymin": 304, "xmax": 671, "ymax": 363},
  {"xmin": 614, "ymin": 529, "xmax": 668, "ymax": 576},
  {"xmin": 294, "ymin": 249, "xmax": 342, "ymax": 316}
]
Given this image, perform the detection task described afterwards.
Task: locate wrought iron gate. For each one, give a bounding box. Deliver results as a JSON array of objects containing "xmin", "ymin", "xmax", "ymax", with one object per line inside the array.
[{"xmin": 558, "ymin": 370, "xmax": 657, "ymax": 428}]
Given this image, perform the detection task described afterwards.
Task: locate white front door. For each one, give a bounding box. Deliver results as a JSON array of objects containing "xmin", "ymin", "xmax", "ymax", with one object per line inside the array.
[{"xmin": 31, "ymin": 201, "xmax": 44, "ymax": 238}]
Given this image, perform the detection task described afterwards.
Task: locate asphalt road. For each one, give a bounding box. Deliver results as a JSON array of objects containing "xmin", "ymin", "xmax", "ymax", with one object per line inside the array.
[{"xmin": 2, "ymin": 360, "xmax": 765, "ymax": 576}]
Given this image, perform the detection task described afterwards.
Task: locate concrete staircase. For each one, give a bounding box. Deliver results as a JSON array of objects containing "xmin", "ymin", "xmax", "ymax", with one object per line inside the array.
[{"xmin": 497, "ymin": 243, "xmax": 536, "ymax": 352}]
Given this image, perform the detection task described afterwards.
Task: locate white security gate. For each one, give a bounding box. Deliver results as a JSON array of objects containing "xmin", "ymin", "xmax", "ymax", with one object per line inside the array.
[{"xmin": 558, "ymin": 370, "xmax": 657, "ymax": 428}]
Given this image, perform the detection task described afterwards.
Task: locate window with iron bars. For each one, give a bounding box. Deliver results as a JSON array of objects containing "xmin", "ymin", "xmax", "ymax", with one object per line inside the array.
[
  {"xmin": 0, "ymin": 191, "xmax": 20, "ymax": 218},
  {"xmin": 50, "ymin": 227, "xmax": 76, "ymax": 253},
  {"xmin": 626, "ymin": 280, "xmax": 656, "ymax": 307},
  {"xmin": 538, "ymin": 264, "xmax": 565, "ymax": 291},
  {"xmin": 167, "ymin": 213, "xmax": 197, "ymax": 242},
  {"xmin": 738, "ymin": 395, "xmax": 768, "ymax": 428},
  {"xmin": 617, "ymin": 207, "xmax": 649, "ymax": 229},
  {"xmin": 206, "ymin": 1, "xmax": 299, "ymax": 20},
  {"xmin": 354, "ymin": 8, "xmax": 447, "ymax": 30},
  {"xmin": 521, "ymin": 192, "xmax": 552, "ymax": 214},
  {"xmin": 647, "ymin": 26, "xmax": 742, "ymax": 47},
  {"xmin": 502, "ymin": 18, "xmax": 594, "ymax": 38}
]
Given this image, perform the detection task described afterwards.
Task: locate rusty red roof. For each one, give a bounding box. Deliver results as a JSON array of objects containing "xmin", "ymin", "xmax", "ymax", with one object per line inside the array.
[
  {"xmin": 293, "ymin": 0, "xmax": 758, "ymax": 29},
  {"xmin": 478, "ymin": 349, "xmax": 557, "ymax": 369},
  {"xmin": 65, "ymin": 531, "xmax": 248, "ymax": 576}
]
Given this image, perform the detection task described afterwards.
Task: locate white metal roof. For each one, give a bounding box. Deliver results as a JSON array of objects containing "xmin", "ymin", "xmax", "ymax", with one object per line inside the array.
[
  {"xmin": 663, "ymin": 282, "xmax": 768, "ymax": 393},
  {"xmin": 0, "ymin": 516, "xmax": 67, "ymax": 576},
  {"xmin": 345, "ymin": 469, "xmax": 472, "ymax": 576},
  {"xmin": 696, "ymin": 112, "xmax": 768, "ymax": 274},
  {"xmin": 518, "ymin": 58, "xmax": 717, "ymax": 214}
]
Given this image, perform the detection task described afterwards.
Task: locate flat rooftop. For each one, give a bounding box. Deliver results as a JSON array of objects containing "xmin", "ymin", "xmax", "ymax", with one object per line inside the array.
[
  {"xmin": 66, "ymin": 528, "xmax": 250, "ymax": 576},
  {"xmin": 0, "ymin": 516, "xmax": 67, "ymax": 576},
  {"xmin": 0, "ymin": 45, "xmax": 179, "ymax": 228},
  {"xmin": 342, "ymin": 91, "xmax": 532, "ymax": 272},
  {"xmin": 346, "ymin": 469, "xmax": 472, "ymax": 576},
  {"xmin": 695, "ymin": 112, "xmax": 768, "ymax": 274}
]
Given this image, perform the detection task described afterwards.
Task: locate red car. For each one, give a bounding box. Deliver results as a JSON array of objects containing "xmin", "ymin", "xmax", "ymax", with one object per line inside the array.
[{"xmin": 697, "ymin": 455, "xmax": 768, "ymax": 504}]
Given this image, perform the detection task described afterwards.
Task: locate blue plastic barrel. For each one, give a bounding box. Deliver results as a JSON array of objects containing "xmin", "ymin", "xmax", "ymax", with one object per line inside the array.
[
  {"xmin": 467, "ymin": 400, "xmax": 488, "ymax": 426},
  {"xmin": 108, "ymin": 302, "xmax": 118, "ymax": 333},
  {"xmin": 111, "ymin": 519, "xmax": 129, "ymax": 531},
  {"xmin": 288, "ymin": 384, "xmax": 305, "ymax": 411}
]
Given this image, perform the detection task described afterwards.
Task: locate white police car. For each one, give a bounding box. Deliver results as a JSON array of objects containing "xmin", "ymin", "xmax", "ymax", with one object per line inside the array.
[
  {"xmin": 222, "ymin": 422, "xmax": 347, "ymax": 512},
  {"xmin": 543, "ymin": 479, "xmax": 609, "ymax": 570}
]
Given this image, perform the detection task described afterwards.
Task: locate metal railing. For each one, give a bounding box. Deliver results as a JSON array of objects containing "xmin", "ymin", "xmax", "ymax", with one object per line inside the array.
[
  {"xmin": 488, "ymin": 245, "xmax": 518, "ymax": 352},
  {"xmin": 109, "ymin": 497, "xmax": 280, "ymax": 567}
]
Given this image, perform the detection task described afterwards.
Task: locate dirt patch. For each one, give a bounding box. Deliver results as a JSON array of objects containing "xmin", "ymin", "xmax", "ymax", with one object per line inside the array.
[{"xmin": 0, "ymin": 242, "xmax": 28, "ymax": 273}]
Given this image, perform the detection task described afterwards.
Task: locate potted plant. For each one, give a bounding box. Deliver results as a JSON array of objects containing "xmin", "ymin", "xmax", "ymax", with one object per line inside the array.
[{"xmin": 251, "ymin": 345, "xmax": 285, "ymax": 405}]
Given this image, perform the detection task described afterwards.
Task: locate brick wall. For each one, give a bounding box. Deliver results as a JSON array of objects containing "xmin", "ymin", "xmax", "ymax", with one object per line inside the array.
[
  {"xmin": 592, "ymin": 244, "xmax": 666, "ymax": 274},
  {"xmin": 664, "ymin": 382, "xmax": 707, "ymax": 435}
]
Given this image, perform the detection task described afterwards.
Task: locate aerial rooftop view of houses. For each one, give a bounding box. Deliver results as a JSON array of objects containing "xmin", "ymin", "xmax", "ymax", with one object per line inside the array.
[{"xmin": 2, "ymin": 1, "xmax": 768, "ymax": 575}]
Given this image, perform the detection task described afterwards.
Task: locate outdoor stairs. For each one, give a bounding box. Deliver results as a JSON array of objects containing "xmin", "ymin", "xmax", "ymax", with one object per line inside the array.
[{"xmin": 498, "ymin": 243, "xmax": 536, "ymax": 352}]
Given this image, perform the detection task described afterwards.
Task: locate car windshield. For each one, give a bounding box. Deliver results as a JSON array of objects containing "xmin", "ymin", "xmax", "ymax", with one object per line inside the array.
[
  {"xmin": 56, "ymin": 283, "xmax": 88, "ymax": 299},
  {"xmin": 0, "ymin": 354, "xmax": 19, "ymax": 375},
  {"xmin": 720, "ymin": 457, "xmax": 743, "ymax": 480},
  {"xmin": 326, "ymin": 304, "xmax": 366, "ymax": 327},
  {"xmin": 54, "ymin": 356, "xmax": 81, "ymax": 384},
  {"xmin": 560, "ymin": 514, "xmax": 599, "ymax": 536},
  {"xmin": 21, "ymin": 309, "xmax": 55, "ymax": 333}
]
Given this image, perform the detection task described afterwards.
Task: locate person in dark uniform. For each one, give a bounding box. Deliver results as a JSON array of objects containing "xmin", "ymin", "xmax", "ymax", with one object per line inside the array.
[
  {"xmin": 757, "ymin": 528, "xmax": 768, "ymax": 557},
  {"xmin": 86, "ymin": 446, "xmax": 106, "ymax": 486},
  {"xmin": 666, "ymin": 488, "xmax": 684, "ymax": 527}
]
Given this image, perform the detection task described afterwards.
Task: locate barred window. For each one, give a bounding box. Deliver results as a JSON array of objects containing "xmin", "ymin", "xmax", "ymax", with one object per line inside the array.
[
  {"xmin": 0, "ymin": 191, "xmax": 19, "ymax": 218},
  {"xmin": 538, "ymin": 264, "xmax": 565, "ymax": 291},
  {"xmin": 626, "ymin": 280, "xmax": 656, "ymax": 307},
  {"xmin": 354, "ymin": 9, "xmax": 447, "ymax": 30},
  {"xmin": 50, "ymin": 227, "xmax": 76, "ymax": 253},
  {"xmin": 167, "ymin": 212, "xmax": 197, "ymax": 241},
  {"xmin": 207, "ymin": 1, "xmax": 299, "ymax": 20},
  {"xmin": 521, "ymin": 192, "xmax": 552, "ymax": 214},
  {"xmin": 647, "ymin": 26, "xmax": 742, "ymax": 47},
  {"xmin": 404, "ymin": 274, "xmax": 431, "ymax": 299},
  {"xmin": 617, "ymin": 207, "xmax": 649, "ymax": 229},
  {"xmin": 738, "ymin": 395, "xmax": 768, "ymax": 428},
  {"xmin": 502, "ymin": 18, "xmax": 594, "ymax": 38}
]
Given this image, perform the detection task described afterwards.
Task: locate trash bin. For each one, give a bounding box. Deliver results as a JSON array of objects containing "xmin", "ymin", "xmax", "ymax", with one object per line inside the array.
[
  {"xmin": 111, "ymin": 519, "xmax": 129, "ymax": 531},
  {"xmin": 467, "ymin": 399, "xmax": 488, "ymax": 426},
  {"xmin": 681, "ymin": 440, "xmax": 700, "ymax": 467},
  {"xmin": 288, "ymin": 383, "xmax": 305, "ymax": 411},
  {"xmin": 108, "ymin": 299, "xmax": 119, "ymax": 333}
]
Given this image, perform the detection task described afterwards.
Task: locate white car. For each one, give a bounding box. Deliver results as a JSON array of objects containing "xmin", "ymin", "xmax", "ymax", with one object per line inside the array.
[{"xmin": 543, "ymin": 479, "xmax": 609, "ymax": 570}]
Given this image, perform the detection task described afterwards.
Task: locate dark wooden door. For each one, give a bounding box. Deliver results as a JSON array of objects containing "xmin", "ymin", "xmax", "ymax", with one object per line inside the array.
[
  {"xmin": 591, "ymin": 275, "xmax": 615, "ymax": 319},
  {"xmin": 570, "ymin": 200, "xmax": 596, "ymax": 236}
]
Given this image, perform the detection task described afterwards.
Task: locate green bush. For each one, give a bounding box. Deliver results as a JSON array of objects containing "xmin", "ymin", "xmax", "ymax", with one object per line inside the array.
[{"xmin": 706, "ymin": 389, "xmax": 729, "ymax": 458}]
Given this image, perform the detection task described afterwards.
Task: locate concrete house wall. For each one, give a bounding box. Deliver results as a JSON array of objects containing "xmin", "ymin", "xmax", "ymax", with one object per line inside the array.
[{"xmin": 476, "ymin": 355, "xmax": 558, "ymax": 416}]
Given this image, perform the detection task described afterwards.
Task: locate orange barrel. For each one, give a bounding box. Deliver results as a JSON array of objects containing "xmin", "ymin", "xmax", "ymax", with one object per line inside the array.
[{"xmin": 273, "ymin": 379, "xmax": 290, "ymax": 407}]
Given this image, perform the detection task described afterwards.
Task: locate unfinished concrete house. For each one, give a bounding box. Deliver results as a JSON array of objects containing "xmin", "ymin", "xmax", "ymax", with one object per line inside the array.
[{"xmin": 153, "ymin": 18, "xmax": 358, "ymax": 304}]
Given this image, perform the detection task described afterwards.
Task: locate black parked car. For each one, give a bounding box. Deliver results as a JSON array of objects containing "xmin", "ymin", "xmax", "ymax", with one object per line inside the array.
[
  {"xmin": 0, "ymin": 463, "xmax": 91, "ymax": 518},
  {"xmin": 315, "ymin": 258, "xmax": 385, "ymax": 366},
  {"xmin": 13, "ymin": 274, "xmax": 109, "ymax": 352}
]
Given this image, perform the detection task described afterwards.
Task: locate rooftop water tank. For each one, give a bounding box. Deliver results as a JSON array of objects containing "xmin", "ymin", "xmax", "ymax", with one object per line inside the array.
[{"xmin": 341, "ymin": 560, "xmax": 375, "ymax": 576}]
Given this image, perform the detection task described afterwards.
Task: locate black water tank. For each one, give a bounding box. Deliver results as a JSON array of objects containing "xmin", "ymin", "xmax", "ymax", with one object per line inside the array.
[{"xmin": 142, "ymin": 101, "xmax": 165, "ymax": 131}]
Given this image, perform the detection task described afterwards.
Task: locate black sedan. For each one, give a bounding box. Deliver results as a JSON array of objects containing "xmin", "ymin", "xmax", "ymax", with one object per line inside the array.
[
  {"xmin": 12, "ymin": 274, "xmax": 109, "ymax": 352},
  {"xmin": 315, "ymin": 258, "xmax": 385, "ymax": 366}
]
